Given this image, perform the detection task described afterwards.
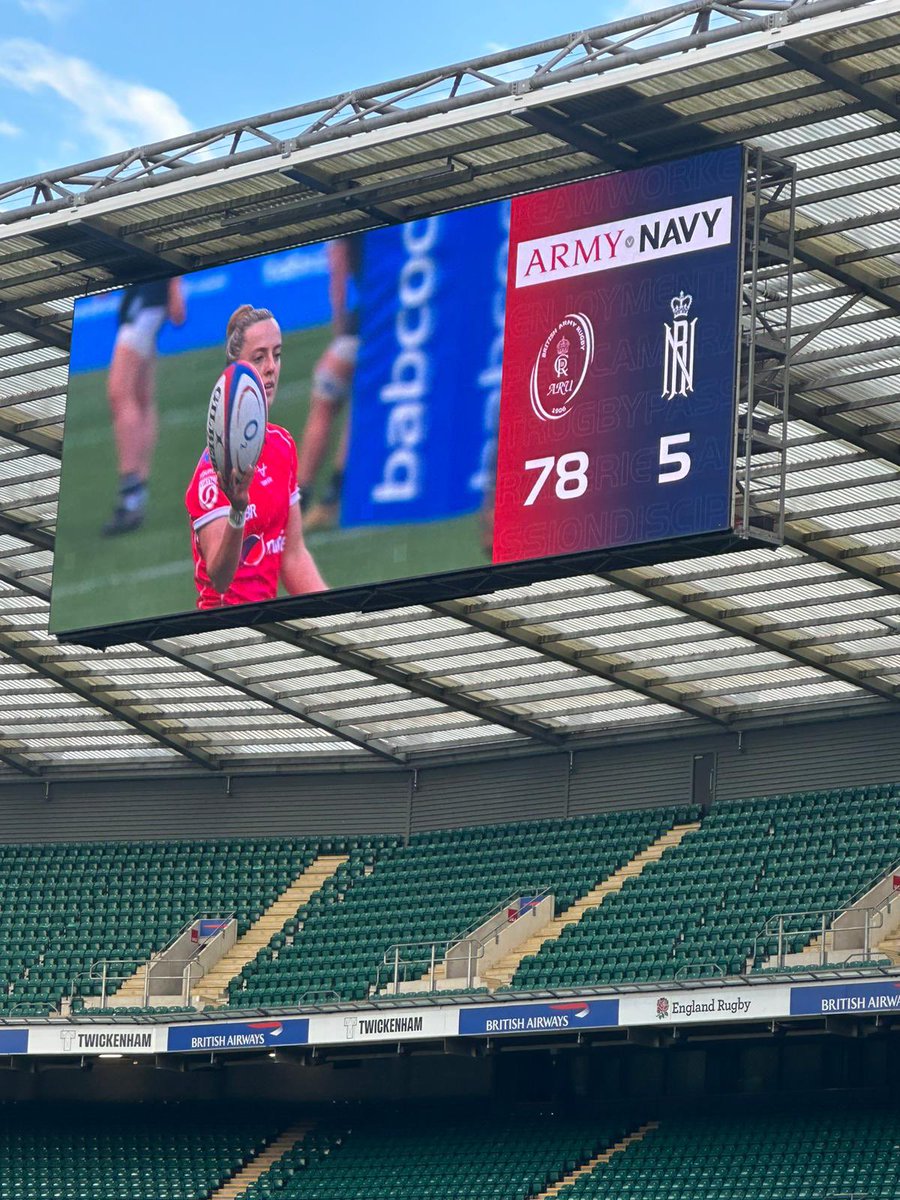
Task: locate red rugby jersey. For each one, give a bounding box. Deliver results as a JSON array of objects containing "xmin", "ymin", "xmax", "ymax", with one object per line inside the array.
[{"xmin": 185, "ymin": 423, "xmax": 299, "ymax": 609}]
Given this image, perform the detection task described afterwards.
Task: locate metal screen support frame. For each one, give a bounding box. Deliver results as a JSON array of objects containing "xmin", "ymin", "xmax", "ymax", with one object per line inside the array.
[{"xmin": 734, "ymin": 147, "xmax": 795, "ymax": 544}]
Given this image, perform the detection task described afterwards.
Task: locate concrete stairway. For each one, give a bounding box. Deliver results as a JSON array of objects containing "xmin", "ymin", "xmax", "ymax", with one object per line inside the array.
[
  {"xmin": 534, "ymin": 1121, "xmax": 660, "ymax": 1198},
  {"xmin": 106, "ymin": 970, "xmax": 162, "ymax": 1008},
  {"xmin": 876, "ymin": 933, "xmax": 900, "ymax": 965},
  {"xmin": 482, "ymin": 823, "xmax": 701, "ymax": 990},
  {"xmin": 209, "ymin": 1120, "xmax": 313, "ymax": 1200},
  {"xmin": 195, "ymin": 854, "xmax": 349, "ymax": 1007}
]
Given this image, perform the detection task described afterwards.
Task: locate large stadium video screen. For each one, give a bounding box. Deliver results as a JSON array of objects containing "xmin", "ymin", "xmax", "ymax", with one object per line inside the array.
[{"xmin": 51, "ymin": 146, "xmax": 745, "ymax": 644}]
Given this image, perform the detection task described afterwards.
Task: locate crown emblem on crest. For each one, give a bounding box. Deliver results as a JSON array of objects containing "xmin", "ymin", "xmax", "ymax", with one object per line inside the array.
[
  {"xmin": 556, "ymin": 335, "xmax": 570, "ymax": 356},
  {"xmin": 670, "ymin": 291, "xmax": 692, "ymax": 319}
]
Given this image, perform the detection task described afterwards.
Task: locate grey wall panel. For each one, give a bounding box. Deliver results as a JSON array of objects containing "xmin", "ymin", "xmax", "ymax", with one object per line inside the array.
[
  {"xmin": 713, "ymin": 715, "xmax": 900, "ymax": 803},
  {"xmin": 568, "ymin": 739, "xmax": 713, "ymax": 815},
  {"xmin": 410, "ymin": 755, "xmax": 568, "ymax": 833},
  {"xmin": 0, "ymin": 771, "xmax": 410, "ymax": 842}
]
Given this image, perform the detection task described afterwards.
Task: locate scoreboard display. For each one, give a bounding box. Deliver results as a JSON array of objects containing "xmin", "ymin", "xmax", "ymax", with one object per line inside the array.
[
  {"xmin": 52, "ymin": 147, "xmax": 746, "ymax": 647},
  {"xmin": 493, "ymin": 146, "xmax": 744, "ymax": 563}
]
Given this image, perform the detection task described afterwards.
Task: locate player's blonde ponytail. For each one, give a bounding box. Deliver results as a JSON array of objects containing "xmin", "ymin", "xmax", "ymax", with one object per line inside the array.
[{"xmin": 225, "ymin": 305, "xmax": 275, "ymax": 363}]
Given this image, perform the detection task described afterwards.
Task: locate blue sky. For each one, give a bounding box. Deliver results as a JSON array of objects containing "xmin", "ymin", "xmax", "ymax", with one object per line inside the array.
[{"xmin": 0, "ymin": 0, "xmax": 636, "ymax": 185}]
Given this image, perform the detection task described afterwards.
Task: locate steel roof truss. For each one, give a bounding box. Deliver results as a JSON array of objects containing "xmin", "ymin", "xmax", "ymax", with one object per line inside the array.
[
  {"xmin": 149, "ymin": 638, "xmax": 409, "ymax": 763},
  {"xmin": 609, "ymin": 566, "xmax": 900, "ymax": 707},
  {"xmin": 259, "ymin": 621, "xmax": 566, "ymax": 746},
  {"xmin": 0, "ymin": 631, "xmax": 222, "ymax": 769},
  {"xmin": 431, "ymin": 600, "xmax": 733, "ymax": 725}
]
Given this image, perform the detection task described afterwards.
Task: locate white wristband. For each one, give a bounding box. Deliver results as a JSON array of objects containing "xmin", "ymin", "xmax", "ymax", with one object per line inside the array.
[{"xmin": 227, "ymin": 507, "xmax": 246, "ymax": 529}]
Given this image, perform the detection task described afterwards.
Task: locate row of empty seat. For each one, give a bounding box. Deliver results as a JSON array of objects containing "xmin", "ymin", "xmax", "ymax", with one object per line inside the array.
[
  {"xmin": 0, "ymin": 783, "xmax": 896, "ymax": 1013},
  {"xmin": 555, "ymin": 1107, "xmax": 900, "ymax": 1199},
  {"xmin": 0, "ymin": 836, "xmax": 387, "ymax": 1014},
  {"xmin": 237, "ymin": 1110, "xmax": 629, "ymax": 1200},
  {"xmin": 511, "ymin": 784, "xmax": 900, "ymax": 988},
  {"xmin": 0, "ymin": 1105, "xmax": 278, "ymax": 1200},
  {"xmin": 229, "ymin": 806, "xmax": 694, "ymax": 1006},
  {"xmin": 0, "ymin": 1098, "xmax": 896, "ymax": 1198}
]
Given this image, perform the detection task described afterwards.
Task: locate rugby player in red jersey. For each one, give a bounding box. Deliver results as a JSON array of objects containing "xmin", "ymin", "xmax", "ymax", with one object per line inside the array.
[{"xmin": 185, "ymin": 305, "xmax": 326, "ymax": 608}]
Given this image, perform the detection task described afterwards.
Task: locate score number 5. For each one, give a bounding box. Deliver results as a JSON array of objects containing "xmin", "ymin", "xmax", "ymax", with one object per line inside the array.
[{"xmin": 658, "ymin": 434, "xmax": 691, "ymax": 484}]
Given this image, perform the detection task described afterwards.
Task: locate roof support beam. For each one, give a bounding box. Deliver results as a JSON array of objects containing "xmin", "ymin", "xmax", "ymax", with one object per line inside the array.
[
  {"xmin": 0, "ymin": 310, "xmax": 69, "ymax": 352},
  {"xmin": 0, "ymin": 627, "xmax": 223, "ymax": 770},
  {"xmin": 0, "ymin": 412, "xmax": 61, "ymax": 458},
  {"xmin": 280, "ymin": 163, "xmax": 406, "ymax": 225},
  {"xmin": 788, "ymin": 391, "xmax": 900, "ymax": 468},
  {"xmin": 786, "ymin": 527, "xmax": 900, "ymax": 598},
  {"xmin": 0, "ymin": 513, "xmax": 53, "ymax": 552},
  {"xmin": 790, "ymin": 243, "xmax": 900, "ymax": 321},
  {"xmin": 77, "ymin": 216, "xmax": 191, "ymax": 274},
  {"xmin": 148, "ymin": 638, "xmax": 409, "ymax": 764},
  {"xmin": 774, "ymin": 44, "xmax": 900, "ymax": 122},
  {"xmin": 0, "ymin": 737, "xmax": 44, "ymax": 777},
  {"xmin": 431, "ymin": 599, "xmax": 732, "ymax": 726},
  {"xmin": 516, "ymin": 107, "xmax": 637, "ymax": 170},
  {"xmin": 607, "ymin": 564, "xmax": 900, "ymax": 708},
  {"xmin": 259, "ymin": 620, "xmax": 566, "ymax": 746}
]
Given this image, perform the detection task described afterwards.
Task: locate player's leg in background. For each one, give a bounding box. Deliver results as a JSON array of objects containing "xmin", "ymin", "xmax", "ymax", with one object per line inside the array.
[
  {"xmin": 308, "ymin": 416, "xmax": 350, "ymax": 532},
  {"xmin": 103, "ymin": 309, "xmax": 164, "ymax": 535},
  {"xmin": 134, "ymin": 353, "xmax": 159, "ymax": 484},
  {"xmin": 298, "ymin": 333, "xmax": 358, "ymax": 531}
]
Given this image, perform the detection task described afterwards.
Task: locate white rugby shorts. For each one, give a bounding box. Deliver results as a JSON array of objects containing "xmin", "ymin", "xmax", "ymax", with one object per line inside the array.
[{"xmin": 116, "ymin": 305, "xmax": 167, "ymax": 359}]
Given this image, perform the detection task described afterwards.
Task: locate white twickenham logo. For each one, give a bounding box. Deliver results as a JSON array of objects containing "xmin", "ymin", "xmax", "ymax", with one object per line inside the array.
[{"xmin": 662, "ymin": 291, "xmax": 697, "ymax": 401}]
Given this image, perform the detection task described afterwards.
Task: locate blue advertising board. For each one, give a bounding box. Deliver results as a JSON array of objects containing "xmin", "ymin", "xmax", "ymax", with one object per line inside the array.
[
  {"xmin": 341, "ymin": 202, "xmax": 509, "ymax": 528},
  {"xmin": 790, "ymin": 980, "xmax": 900, "ymax": 1016},
  {"xmin": 68, "ymin": 245, "xmax": 333, "ymax": 374},
  {"xmin": 0, "ymin": 1029, "xmax": 29, "ymax": 1055},
  {"xmin": 458, "ymin": 998, "xmax": 619, "ymax": 1036},
  {"xmin": 166, "ymin": 1016, "xmax": 309, "ymax": 1053}
]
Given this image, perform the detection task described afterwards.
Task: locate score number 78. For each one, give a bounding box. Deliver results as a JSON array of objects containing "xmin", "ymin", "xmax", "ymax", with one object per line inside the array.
[{"xmin": 523, "ymin": 435, "xmax": 693, "ymax": 506}]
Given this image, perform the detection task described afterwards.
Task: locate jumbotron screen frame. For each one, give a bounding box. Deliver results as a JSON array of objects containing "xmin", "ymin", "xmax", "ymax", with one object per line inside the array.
[{"xmin": 53, "ymin": 147, "xmax": 749, "ymax": 649}]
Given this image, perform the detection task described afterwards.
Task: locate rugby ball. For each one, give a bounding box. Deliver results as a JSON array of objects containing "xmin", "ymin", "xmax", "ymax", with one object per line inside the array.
[{"xmin": 206, "ymin": 361, "xmax": 267, "ymax": 479}]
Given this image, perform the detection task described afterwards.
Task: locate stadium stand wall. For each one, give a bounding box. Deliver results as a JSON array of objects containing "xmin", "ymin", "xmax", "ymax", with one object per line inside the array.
[
  {"xmin": 0, "ymin": 1053, "xmax": 495, "ymax": 1106},
  {"xmin": 1, "ymin": 1031, "xmax": 897, "ymax": 1107},
  {"xmin": 0, "ymin": 712, "xmax": 898, "ymax": 841}
]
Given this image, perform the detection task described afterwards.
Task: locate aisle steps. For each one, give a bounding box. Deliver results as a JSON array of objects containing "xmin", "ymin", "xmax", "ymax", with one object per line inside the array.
[
  {"xmin": 483, "ymin": 823, "xmax": 700, "ymax": 990},
  {"xmin": 196, "ymin": 855, "xmax": 348, "ymax": 1006},
  {"xmin": 533, "ymin": 1121, "xmax": 660, "ymax": 1198},
  {"xmin": 210, "ymin": 1121, "xmax": 314, "ymax": 1200}
]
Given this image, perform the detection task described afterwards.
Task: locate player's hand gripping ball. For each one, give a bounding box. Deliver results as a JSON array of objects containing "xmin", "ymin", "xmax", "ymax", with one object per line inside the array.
[{"xmin": 206, "ymin": 361, "xmax": 267, "ymax": 481}]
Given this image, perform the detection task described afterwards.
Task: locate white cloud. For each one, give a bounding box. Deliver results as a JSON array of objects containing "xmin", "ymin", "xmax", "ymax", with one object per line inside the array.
[
  {"xmin": 0, "ymin": 39, "xmax": 192, "ymax": 156},
  {"xmin": 0, "ymin": 118, "xmax": 21, "ymax": 137},
  {"xmin": 18, "ymin": 0, "xmax": 76, "ymax": 19}
]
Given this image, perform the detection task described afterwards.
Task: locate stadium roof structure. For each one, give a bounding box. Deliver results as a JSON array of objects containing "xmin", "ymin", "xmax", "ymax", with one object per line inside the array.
[{"xmin": 0, "ymin": 0, "xmax": 900, "ymax": 777}]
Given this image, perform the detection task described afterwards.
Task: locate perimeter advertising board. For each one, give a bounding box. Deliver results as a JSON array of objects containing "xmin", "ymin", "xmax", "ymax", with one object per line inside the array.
[
  {"xmin": 27, "ymin": 1024, "xmax": 164, "ymax": 1056},
  {"xmin": 51, "ymin": 147, "xmax": 744, "ymax": 646},
  {"xmin": 7, "ymin": 976, "xmax": 899, "ymax": 1059}
]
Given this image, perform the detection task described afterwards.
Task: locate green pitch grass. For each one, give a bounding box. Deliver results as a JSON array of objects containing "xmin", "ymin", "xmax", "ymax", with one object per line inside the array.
[{"xmin": 51, "ymin": 326, "xmax": 486, "ymax": 635}]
